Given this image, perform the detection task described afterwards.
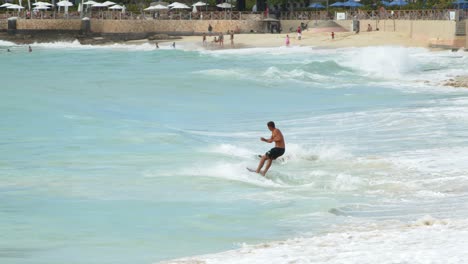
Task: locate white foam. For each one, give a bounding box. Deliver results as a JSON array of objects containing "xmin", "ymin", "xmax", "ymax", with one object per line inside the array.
[
  {"xmin": 207, "ymin": 144, "xmax": 255, "ymax": 159},
  {"xmin": 162, "ymin": 217, "xmax": 468, "ymax": 264},
  {"xmin": 28, "ymin": 40, "xmax": 164, "ymax": 51},
  {"xmin": 200, "ymin": 45, "xmax": 314, "ymax": 56},
  {"xmin": 0, "ymin": 40, "xmax": 16, "ymax": 46},
  {"xmin": 337, "ymin": 46, "xmax": 425, "ymax": 79}
]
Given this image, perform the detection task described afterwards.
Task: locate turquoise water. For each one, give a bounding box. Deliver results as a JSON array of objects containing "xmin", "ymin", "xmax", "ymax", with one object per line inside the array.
[{"xmin": 1, "ymin": 41, "xmax": 468, "ymax": 263}]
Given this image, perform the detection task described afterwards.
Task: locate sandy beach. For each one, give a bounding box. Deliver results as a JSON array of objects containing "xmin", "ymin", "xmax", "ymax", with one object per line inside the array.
[{"xmin": 177, "ymin": 30, "xmax": 430, "ymax": 49}]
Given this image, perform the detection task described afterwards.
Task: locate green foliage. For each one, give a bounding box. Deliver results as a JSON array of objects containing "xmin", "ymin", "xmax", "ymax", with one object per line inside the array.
[
  {"xmin": 245, "ymin": 0, "xmax": 256, "ymax": 10},
  {"xmin": 267, "ymin": 0, "xmax": 289, "ymax": 6}
]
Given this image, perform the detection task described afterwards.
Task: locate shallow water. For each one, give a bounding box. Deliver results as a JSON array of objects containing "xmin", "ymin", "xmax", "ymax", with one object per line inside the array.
[{"xmin": 1, "ymin": 41, "xmax": 468, "ymax": 264}]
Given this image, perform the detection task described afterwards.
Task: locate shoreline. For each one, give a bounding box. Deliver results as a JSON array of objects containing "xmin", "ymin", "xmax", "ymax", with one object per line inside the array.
[{"xmin": 2, "ymin": 30, "xmax": 467, "ymax": 88}]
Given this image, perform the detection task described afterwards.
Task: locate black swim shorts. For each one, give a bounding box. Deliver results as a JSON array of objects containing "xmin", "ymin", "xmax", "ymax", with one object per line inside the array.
[{"xmin": 266, "ymin": 148, "xmax": 285, "ymax": 160}]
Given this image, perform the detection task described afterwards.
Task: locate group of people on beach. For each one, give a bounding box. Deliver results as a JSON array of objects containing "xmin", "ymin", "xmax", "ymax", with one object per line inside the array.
[{"xmin": 202, "ymin": 29, "xmax": 235, "ymax": 48}]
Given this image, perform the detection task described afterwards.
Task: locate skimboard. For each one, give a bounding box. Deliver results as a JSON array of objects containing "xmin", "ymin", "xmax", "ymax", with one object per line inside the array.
[{"xmin": 246, "ymin": 167, "xmax": 257, "ymax": 173}]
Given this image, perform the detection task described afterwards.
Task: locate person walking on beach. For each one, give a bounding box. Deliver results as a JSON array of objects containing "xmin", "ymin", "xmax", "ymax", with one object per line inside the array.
[
  {"xmin": 172, "ymin": 42, "xmax": 176, "ymax": 48},
  {"xmin": 256, "ymin": 121, "xmax": 285, "ymax": 176},
  {"xmin": 202, "ymin": 33, "xmax": 206, "ymax": 46},
  {"xmin": 285, "ymin": 35, "xmax": 290, "ymax": 46},
  {"xmin": 296, "ymin": 26, "xmax": 302, "ymax": 40}
]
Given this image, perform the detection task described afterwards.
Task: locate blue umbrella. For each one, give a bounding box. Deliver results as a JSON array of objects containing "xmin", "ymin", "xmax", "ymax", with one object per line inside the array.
[
  {"xmin": 452, "ymin": 0, "xmax": 468, "ymax": 4},
  {"xmin": 330, "ymin": 1, "xmax": 345, "ymax": 7},
  {"xmin": 343, "ymin": 0, "xmax": 363, "ymax": 7},
  {"xmin": 381, "ymin": 0, "xmax": 391, "ymax": 6},
  {"xmin": 388, "ymin": 0, "xmax": 408, "ymax": 6},
  {"xmin": 308, "ymin": 3, "xmax": 325, "ymax": 8}
]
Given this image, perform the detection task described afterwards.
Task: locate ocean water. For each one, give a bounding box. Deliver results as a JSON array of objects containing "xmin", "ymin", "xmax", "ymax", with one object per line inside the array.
[{"xmin": 1, "ymin": 40, "xmax": 468, "ymax": 264}]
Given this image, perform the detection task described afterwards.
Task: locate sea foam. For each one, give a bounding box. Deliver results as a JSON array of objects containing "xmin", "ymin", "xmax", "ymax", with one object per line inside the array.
[{"xmin": 162, "ymin": 217, "xmax": 468, "ymax": 264}]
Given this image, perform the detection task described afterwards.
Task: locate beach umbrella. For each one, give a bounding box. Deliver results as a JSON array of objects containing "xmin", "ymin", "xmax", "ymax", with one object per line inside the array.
[
  {"xmin": 0, "ymin": 3, "xmax": 13, "ymax": 7},
  {"xmin": 380, "ymin": 0, "xmax": 391, "ymax": 6},
  {"xmin": 151, "ymin": 4, "xmax": 168, "ymax": 9},
  {"xmin": 452, "ymin": 0, "xmax": 468, "ymax": 8},
  {"xmin": 330, "ymin": 1, "xmax": 345, "ymax": 7},
  {"xmin": 57, "ymin": 0, "xmax": 72, "ymax": 15},
  {"xmin": 308, "ymin": 3, "xmax": 325, "ymax": 8},
  {"xmin": 108, "ymin": 4, "xmax": 123, "ymax": 9},
  {"xmin": 167, "ymin": 2, "xmax": 182, "ymax": 7},
  {"xmin": 7, "ymin": 4, "xmax": 25, "ymax": 9},
  {"xmin": 144, "ymin": 5, "xmax": 156, "ymax": 10},
  {"xmin": 192, "ymin": 1, "xmax": 207, "ymax": 12},
  {"xmin": 91, "ymin": 3, "xmax": 108, "ymax": 7},
  {"xmin": 33, "ymin": 1, "xmax": 53, "ymax": 6},
  {"xmin": 343, "ymin": 0, "xmax": 363, "ymax": 7},
  {"xmin": 216, "ymin": 2, "xmax": 233, "ymax": 8},
  {"xmin": 102, "ymin": 1, "xmax": 115, "ymax": 6},
  {"xmin": 388, "ymin": 0, "xmax": 408, "ymax": 6},
  {"xmin": 83, "ymin": 1, "xmax": 98, "ymax": 4},
  {"xmin": 192, "ymin": 1, "xmax": 207, "ymax": 6},
  {"xmin": 170, "ymin": 2, "xmax": 190, "ymax": 9},
  {"xmin": 56, "ymin": 1, "xmax": 73, "ymax": 6},
  {"xmin": 33, "ymin": 5, "xmax": 50, "ymax": 9}
]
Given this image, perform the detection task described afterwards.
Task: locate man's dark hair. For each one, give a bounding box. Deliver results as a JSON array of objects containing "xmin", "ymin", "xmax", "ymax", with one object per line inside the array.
[{"xmin": 267, "ymin": 121, "xmax": 275, "ymax": 128}]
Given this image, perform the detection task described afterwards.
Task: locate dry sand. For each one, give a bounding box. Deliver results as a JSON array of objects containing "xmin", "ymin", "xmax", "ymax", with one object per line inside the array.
[{"xmin": 177, "ymin": 30, "xmax": 429, "ymax": 49}]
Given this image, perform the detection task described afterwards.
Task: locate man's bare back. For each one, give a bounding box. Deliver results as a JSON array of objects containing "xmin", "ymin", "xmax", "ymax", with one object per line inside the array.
[{"xmin": 255, "ymin": 121, "xmax": 286, "ymax": 176}]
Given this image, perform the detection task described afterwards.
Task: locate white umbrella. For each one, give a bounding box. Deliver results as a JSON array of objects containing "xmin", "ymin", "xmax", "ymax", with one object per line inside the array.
[
  {"xmin": 216, "ymin": 2, "xmax": 233, "ymax": 8},
  {"xmin": 108, "ymin": 4, "xmax": 123, "ymax": 9},
  {"xmin": 7, "ymin": 4, "xmax": 25, "ymax": 9},
  {"xmin": 57, "ymin": 1, "xmax": 73, "ymax": 6},
  {"xmin": 33, "ymin": 1, "xmax": 53, "ymax": 6},
  {"xmin": 170, "ymin": 2, "xmax": 190, "ymax": 9},
  {"xmin": 33, "ymin": 5, "xmax": 50, "ymax": 9},
  {"xmin": 167, "ymin": 1, "xmax": 182, "ymax": 7},
  {"xmin": 91, "ymin": 3, "xmax": 108, "ymax": 7},
  {"xmin": 0, "ymin": 3, "xmax": 13, "ymax": 7},
  {"xmin": 192, "ymin": 1, "xmax": 207, "ymax": 6},
  {"xmin": 151, "ymin": 4, "xmax": 168, "ymax": 9},
  {"xmin": 102, "ymin": 1, "xmax": 115, "ymax": 6},
  {"xmin": 83, "ymin": 1, "xmax": 98, "ymax": 4}
]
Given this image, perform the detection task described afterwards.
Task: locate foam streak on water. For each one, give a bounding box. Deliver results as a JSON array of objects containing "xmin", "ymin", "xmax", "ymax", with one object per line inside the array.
[{"xmin": 1, "ymin": 41, "xmax": 468, "ymax": 264}]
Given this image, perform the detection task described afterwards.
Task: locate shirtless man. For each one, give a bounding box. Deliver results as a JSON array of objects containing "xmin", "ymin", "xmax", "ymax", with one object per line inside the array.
[{"xmin": 256, "ymin": 121, "xmax": 285, "ymax": 176}]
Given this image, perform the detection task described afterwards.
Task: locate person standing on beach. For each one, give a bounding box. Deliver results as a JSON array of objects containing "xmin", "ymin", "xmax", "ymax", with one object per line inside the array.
[
  {"xmin": 208, "ymin": 24, "xmax": 213, "ymax": 35},
  {"xmin": 230, "ymin": 31, "xmax": 234, "ymax": 47},
  {"xmin": 202, "ymin": 33, "xmax": 206, "ymax": 46},
  {"xmin": 172, "ymin": 42, "xmax": 176, "ymax": 48},
  {"xmin": 297, "ymin": 26, "xmax": 302, "ymax": 40},
  {"xmin": 219, "ymin": 33, "xmax": 224, "ymax": 47},
  {"xmin": 285, "ymin": 35, "xmax": 290, "ymax": 46},
  {"xmin": 256, "ymin": 121, "xmax": 285, "ymax": 176}
]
